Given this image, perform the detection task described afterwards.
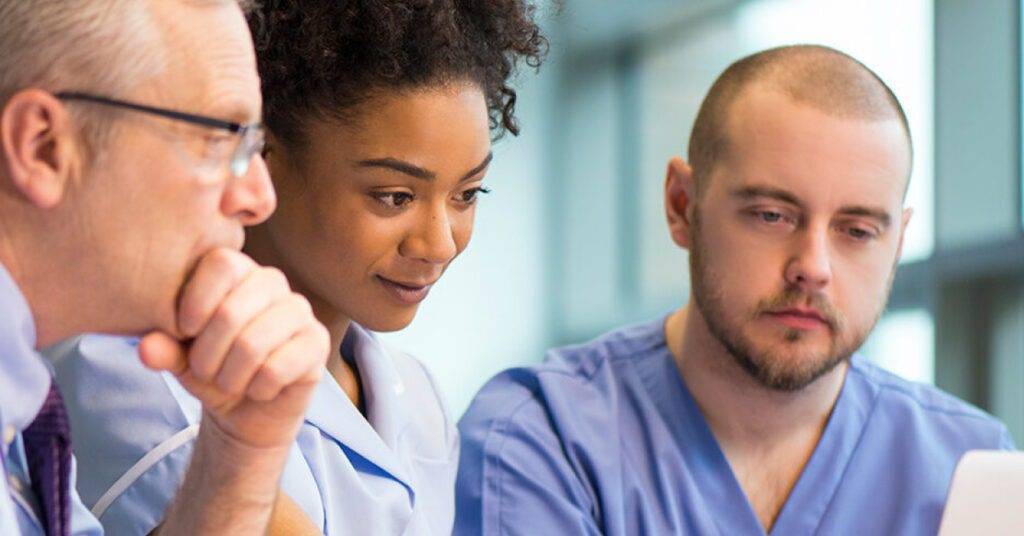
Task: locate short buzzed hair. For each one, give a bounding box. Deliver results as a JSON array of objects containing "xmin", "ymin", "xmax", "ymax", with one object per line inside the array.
[{"xmin": 688, "ymin": 44, "xmax": 912, "ymax": 194}]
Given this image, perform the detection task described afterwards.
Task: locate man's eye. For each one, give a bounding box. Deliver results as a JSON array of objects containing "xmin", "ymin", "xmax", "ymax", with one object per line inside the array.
[
  {"xmin": 202, "ymin": 135, "xmax": 235, "ymax": 157},
  {"xmin": 845, "ymin": 227, "xmax": 876, "ymax": 241},
  {"xmin": 758, "ymin": 210, "xmax": 785, "ymax": 223}
]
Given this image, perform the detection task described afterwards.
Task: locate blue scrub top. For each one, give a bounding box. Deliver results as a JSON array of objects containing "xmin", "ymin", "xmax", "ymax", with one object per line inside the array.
[
  {"xmin": 455, "ymin": 317, "xmax": 1016, "ymax": 535},
  {"xmin": 0, "ymin": 262, "xmax": 102, "ymax": 536},
  {"xmin": 49, "ymin": 323, "xmax": 459, "ymax": 535}
]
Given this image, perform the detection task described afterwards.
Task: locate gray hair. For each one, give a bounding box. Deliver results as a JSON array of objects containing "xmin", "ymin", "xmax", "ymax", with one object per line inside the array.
[{"xmin": 0, "ymin": 0, "xmax": 251, "ymax": 154}]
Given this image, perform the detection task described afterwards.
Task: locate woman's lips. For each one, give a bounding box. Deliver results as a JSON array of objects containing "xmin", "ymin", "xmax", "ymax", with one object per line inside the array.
[{"xmin": 376, "ymin": 275, "xmax": 433, "ymax": 305}]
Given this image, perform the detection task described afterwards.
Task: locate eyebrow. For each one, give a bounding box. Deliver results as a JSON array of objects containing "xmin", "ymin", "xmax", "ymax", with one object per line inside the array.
[
  {"xmin": 731, "ymin": 185, "xmax": 805, "ymax": 208},
  {"xmin": 836, "ymin": 205, "xmax": 893, "ymax": 228},
  {"xmin": 206, "ymin": 98, "xmax": 261, "ymax": 125},
  {"xmin": 356, "ymin": 151, "xmax": 494, "ymax": 182},
  {"xmin": 731, "ymin": 184, "xmax": 893, "ymax": 228}
]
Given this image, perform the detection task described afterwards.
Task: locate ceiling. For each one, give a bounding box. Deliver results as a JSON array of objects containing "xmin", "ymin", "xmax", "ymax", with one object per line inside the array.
[{"xmin": 555, "ymin": 0, "xmax": 742, "ymax": 51}]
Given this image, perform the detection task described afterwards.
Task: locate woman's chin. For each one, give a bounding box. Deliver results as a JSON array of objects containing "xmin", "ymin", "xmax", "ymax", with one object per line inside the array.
[{"xmin": 354, "ymin": 305, "xmax": 420, "ymax": 333}]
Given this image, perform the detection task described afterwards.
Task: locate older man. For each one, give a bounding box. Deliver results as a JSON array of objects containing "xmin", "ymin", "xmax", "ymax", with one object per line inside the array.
[
  {"xmin": 456, "ymin": 45, "xmax": 1015, "ymax": 535},
  {"xmin": 0, "ymin": 1, "xmax": 328, "ymax": 534}
]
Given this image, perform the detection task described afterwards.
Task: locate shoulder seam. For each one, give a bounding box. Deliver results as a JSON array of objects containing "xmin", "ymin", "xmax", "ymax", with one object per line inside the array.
[
  {"xmin": 877, "ymin": 383, "xmax": 999, "ymax": 421},
  {"xmin": 538, "ymin": 334, "xmax": 664, "ymax": 384},
  {"xmin": 852, "ymin": 364, "xmax": 998, "ymax": 422},
  {"xmin": 483, "ymin": 391, "xmax": 544, "ymax": 534}
]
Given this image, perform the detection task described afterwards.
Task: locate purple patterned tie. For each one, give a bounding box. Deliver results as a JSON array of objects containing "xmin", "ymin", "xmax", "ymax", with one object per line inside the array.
[{"xmin": 22, "ymin": 383, "xmax": 71, "ymax": 536}]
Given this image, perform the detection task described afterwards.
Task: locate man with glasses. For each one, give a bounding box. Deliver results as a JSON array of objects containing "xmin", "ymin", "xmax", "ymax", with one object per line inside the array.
[
  {"xmin": 54, "ymin": 93, "xmax": 267, "ymax": 180},
  {"xmin": 0, "ymin": 1, "xmax": 328, "ymax": 534}
]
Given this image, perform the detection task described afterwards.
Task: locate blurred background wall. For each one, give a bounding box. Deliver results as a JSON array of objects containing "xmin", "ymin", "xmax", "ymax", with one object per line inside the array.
[{"xmin": 380, "ymin": 0, "xmax": 1024, "ymax": 445}]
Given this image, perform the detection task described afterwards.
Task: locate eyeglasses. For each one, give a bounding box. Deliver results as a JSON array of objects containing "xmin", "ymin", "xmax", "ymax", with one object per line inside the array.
[{"xmin": 56, "ymin": 91, "xmax": 265, "ymax": 179}]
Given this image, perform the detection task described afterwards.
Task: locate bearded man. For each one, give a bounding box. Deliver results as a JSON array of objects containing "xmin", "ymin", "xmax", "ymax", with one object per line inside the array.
[{"xmin": 455, "ymin": 45, "xmax": 1015, "ymax": 536}]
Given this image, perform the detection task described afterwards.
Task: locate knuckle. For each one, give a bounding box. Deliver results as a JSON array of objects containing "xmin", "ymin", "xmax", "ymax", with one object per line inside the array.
[
  {"xmin": 215, "ymin": 374, "xmax": 242, "ymax": 396},
  {"xmin": 304, "ymin": 325, "xmax": 331, "ymax": 366},
  {"xmin": 213, "ymin": 302, "xmax": 243, "ymax": 330},
  {"xmin": 290, "ymin": 293, "xmax": 314, "ymax": 315},
  {"xmin": 206, "ymin": 248, "xmax": 235, "ymax": 270},
  {"xmin": 305, "ymin": 365, "xmax": 325, "ymax": 384},
  {"xmin": 260, "ymin": 266, "xmax": 290, "ymax": 292},
  {"xmin": 188, "ymin": 355, "xmax": 216, "ymax": 381},
  {"xmin": 314, "ymin": 322, "xmax": 330, "ymax": 346},
  {"xmin": 257, "ymin": 362, "xmax": 286, "ymax": 389},
  {"xmin": 248, "ymin": 383, "xmax": 276, "ymax": 402},
  {"xmin": 178, "ymin": 302, "xmax": 202, "ymax": 329},
  {"xmin": 210, "ymin": 249, "xmax": 254, "ymax": 280},
  {"xmin": 234, "ymin": 336, "xmax": 263, "ymax": 366}
]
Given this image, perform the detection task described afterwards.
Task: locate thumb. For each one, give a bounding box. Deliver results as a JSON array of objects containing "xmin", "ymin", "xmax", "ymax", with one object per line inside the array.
[{"xmin": 139, "ymin": 331, "xmax": 188, "ymax": 377}]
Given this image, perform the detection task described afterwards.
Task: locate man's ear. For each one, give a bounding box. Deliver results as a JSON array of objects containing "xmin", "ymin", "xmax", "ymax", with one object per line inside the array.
[
  {"xmin": 665, "ymin": 156, "xmax": 697, "ymax": 249},
  {"xmin": 894, "ymin": 206, "xmax": 914, "ymax": 261},
  {"xmin": 0, "ymin": 89, "xmax": 77, "ymax": 209}
]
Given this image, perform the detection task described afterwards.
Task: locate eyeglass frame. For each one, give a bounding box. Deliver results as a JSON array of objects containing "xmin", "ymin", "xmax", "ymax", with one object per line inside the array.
[{"xmin": 55, "ymin": 91, "xmax": 265, "ymax": 179}]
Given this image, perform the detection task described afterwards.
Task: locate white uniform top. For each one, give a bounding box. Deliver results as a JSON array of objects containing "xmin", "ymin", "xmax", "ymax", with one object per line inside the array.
[{"xmin": 50, "ymin": 323, "xmax": 459, "ymax": 535}]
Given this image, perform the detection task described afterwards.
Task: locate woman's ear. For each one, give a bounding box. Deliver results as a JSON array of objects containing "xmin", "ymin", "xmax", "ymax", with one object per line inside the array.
[{"xmin": 0, "ymin": 89, "xmax": 78, "ymax": 209}]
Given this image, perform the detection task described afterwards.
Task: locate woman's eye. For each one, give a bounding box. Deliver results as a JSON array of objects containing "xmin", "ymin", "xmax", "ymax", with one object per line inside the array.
[
  {"xmin": 458, "ymin": 187, "xmax": 491, "ymax": 205},
  {"xmin": 373, "ymin": 192, "xmax": 414, "ymax": 208}
]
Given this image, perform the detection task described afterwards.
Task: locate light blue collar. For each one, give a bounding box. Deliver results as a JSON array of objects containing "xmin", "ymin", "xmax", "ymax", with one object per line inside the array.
[
  {"xmin": 0, "ymin": 262, "xmax": 52, "ymax": 451},
  {"xmin": 304, "ymin": 323, "xmax": 414, "ymax": 490}
]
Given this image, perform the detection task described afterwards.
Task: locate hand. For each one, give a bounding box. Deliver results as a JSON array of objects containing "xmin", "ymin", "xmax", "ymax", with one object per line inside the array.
[{"xmin": 139, "ymin": 248, "xmax": 329, "ymax": 449}]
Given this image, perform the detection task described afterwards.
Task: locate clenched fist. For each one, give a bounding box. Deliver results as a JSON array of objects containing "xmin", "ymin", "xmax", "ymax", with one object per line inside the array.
[{"xmin": 139, "ymin": 247, "xmax": 329, "ymax": 449}]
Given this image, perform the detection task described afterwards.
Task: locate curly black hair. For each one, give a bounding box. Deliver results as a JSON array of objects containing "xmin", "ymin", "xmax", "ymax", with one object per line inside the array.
[{"xmin": 248, "ymin": 0, "xmax": 549, "ymax": 149}]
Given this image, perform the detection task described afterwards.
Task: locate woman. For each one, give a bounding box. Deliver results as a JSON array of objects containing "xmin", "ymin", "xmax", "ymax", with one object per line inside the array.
[{"xmin": 50, "ymin": 1, "xmax": 547, "ymax": 534}]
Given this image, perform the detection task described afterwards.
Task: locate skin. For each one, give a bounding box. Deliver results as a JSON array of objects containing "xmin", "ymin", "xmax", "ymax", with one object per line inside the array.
[
  {"xmin": 662, "ymin": 87, "xmax": 912, "ymax": 531},
  {"xmin": 0, "ymin": 1, "xmax": 328, "ymax": 534},
  {"xmin": 246, "ymin": 82, "xmax": 492, "ymax": 404}
]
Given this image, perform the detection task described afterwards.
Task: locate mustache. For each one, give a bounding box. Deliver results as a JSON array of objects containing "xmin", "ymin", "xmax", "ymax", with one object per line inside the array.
[{"xmin": 753, "ymin": 288, "xmax": 843, "ymax": 330}]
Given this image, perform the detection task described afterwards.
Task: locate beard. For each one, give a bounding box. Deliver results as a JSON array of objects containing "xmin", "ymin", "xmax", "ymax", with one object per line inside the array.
[{"xmin": 687, "ymin": 207, "xmax": 894, "ymax": 392}]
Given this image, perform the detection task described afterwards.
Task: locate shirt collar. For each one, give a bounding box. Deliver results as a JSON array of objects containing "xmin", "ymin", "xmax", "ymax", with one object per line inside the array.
[
  {"xmin": 0, "ymin": 261, "xmax": 52, "ymax": 443},
  {"xmin": 304, "ymin": 323, "xmax": 414, "ymax": 487},
  {"xmin": 637, "ymin": 319, "xmax": 874, "ymax": 535},
  {"xmin": 346, "ymin": 323, "xmax": 411, "ymax": 449}
]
